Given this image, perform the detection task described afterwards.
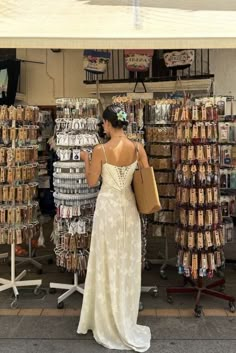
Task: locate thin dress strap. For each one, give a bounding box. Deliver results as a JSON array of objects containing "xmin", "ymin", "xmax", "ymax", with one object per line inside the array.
[{"xmin": 101, "ymin": 144, "xmax": 108, "ymax": 163}]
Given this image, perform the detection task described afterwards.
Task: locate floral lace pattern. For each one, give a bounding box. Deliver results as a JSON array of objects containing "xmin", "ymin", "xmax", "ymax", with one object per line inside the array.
[{"xmin": 77, "ymin": 162, "xmax": 151, "ymax": 352}]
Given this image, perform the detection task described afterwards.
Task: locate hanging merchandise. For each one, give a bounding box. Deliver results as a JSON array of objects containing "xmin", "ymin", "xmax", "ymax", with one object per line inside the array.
[
  {"xmin": 144, "ymin": 98, "xmax": 178, "ymax": 279},
  {"xmin": 50, "ymin": 98, "xmax": 101, "ymax": 308},
  {"xmin": 166, "ymin": 100, "xmax": 235, "ymax": 317},
  {"xmin": 124, "ymin": 50, "xmax": 154, "ymax": 72},
  {"xmin": 163, "ymin": 49, "xmax": 194, "ymax": 70},
  {"xmin": 0, "ymin": 105, "xmax": 42, "ymax": 308},
  {"xmin": 112, "ymin": 96, "xmax": 145, "ymax": 142},
  {"xmin": 83, "ymin": 50, "xmax": 111, "ymax": 74},
  {"xmin": 172, "ymin": 103, "xmax": 223, "ymax": 279},
  {"xmin": 217, "ymin": 97, "xmax": 236, "ymax": 253}
]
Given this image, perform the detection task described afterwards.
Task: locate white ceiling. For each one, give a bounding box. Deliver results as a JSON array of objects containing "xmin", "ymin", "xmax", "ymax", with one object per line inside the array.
[{"xmin": 1, "ymin": 0, "xmax": 236, "ymax": 48}]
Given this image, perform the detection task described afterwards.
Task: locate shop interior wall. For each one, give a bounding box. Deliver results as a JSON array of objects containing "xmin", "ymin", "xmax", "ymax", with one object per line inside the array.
[
  {"xmin": 16, "ymin": 49, "xmax": 88, "ymax": 105},
  {"xmin": 16, "ymin": 49, "xmax": 236, "ymax": 106},
  {"xmin": 210, "ymin": 49, "xmax": 236, "ymax": 99}
]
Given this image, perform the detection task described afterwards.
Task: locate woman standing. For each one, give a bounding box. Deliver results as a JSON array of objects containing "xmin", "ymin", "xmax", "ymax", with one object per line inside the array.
[{"xmin": 77, "ymin": 104, "xmax": 151, "ymax": 352}]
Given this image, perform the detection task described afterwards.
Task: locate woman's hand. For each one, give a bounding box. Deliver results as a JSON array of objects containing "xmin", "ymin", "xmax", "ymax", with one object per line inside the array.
[{"xmin": 80, "ymin": 150, "xmax": 89, "ymax": 161}]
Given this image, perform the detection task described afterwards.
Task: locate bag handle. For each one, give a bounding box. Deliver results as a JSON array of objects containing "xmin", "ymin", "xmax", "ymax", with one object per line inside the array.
[{"xmin": 134, "ymin": 142, "xmax": 144, "ymax": 171}]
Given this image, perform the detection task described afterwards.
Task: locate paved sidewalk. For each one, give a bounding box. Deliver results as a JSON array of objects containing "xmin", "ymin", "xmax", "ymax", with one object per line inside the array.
[
  {"xmin": 0, "ymin": 315, "xmax": 235, "ymax": 353},
  {"xmin": 0, "ymin": 218, "xmax": 236, "ymax": 352}
]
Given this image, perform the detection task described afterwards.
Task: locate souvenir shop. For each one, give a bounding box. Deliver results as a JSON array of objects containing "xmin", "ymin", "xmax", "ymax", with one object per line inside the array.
[{"xmin": 0, "ymin": 46, "xmax": 235, "ymax": 316}]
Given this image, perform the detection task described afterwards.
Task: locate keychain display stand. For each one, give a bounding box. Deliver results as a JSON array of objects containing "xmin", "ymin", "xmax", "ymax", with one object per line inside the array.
[
  {"xmin": 166, "ymin": 100, "xmax": 235, "ymax": 317},
  {"xmin": 15, "ymin": 239, "xmax": 53, "ymax": 273},
  {"xmin": 49, "ymin": 98, "xmax": 100, "ymax": 308},
  {"xmin": 15, "ymin": 109, "xmax": 54, "ymax": 272},
  {"xmin": 0, "ymin": 105, "xmax": 42, "ymax": 308},
  {"xmin": 218, "ymin": 97, "xmax": 236, "ymax": 252},
  {"xmin": 144, "ymin": 99, "xmax": 179, "ymax": 279}
]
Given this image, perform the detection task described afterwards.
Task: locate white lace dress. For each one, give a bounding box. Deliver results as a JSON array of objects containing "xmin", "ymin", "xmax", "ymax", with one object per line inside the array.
[{"xmin": 77, "ymin": 149, "xmax": 151, "ymax": 352}]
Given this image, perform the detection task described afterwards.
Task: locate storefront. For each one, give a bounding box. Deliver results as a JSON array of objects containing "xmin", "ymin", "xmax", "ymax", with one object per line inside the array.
[{"xmin": 0, "ymin": 1, "xmax": 235, "ymax": 318}]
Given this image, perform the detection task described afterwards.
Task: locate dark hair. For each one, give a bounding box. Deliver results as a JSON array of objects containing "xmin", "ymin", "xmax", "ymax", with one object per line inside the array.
[
  {"xmin": 97, "ymin": 120, "xmax": 106, "ymax": 139},
  {"xmin": 103, "ymin": 104, "xmax": 128, "ymax": 129}
]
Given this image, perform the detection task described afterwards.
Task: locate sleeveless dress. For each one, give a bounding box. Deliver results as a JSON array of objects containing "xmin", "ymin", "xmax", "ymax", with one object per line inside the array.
[{"xmin": 77, "ymin": 146, "xmax": 151, "ymax": 352}]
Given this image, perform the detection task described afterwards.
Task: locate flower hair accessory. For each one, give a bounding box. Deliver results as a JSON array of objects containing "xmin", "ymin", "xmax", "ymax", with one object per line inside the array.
[{"xmin": 117, "ymin": 110, "xmax": 127, "ymax": 122}]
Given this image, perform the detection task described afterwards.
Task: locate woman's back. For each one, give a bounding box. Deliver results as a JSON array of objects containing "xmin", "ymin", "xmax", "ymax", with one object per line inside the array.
[{"xmin": 102, "ymin": 138, "xmax": 137, "ymax": 167}]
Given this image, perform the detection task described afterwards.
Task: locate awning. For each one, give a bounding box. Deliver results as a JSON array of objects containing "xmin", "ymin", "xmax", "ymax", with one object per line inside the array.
[{"xmin": 1, "ymin": 0, "xmax": 236, "ymax": 49}]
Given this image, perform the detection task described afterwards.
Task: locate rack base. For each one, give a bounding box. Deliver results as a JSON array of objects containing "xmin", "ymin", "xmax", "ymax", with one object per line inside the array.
[
  {"xmin": 49, "ymin": 274, "xmax": 158, "ymax": 310},
  {"xmin": 0, "ymin": 270, "xmax": 42, "ymax": 308},
  {"xmin": 166, "ymin": 277, "xmax": 236, "ymax": 317},
  {"xmin": 50, "ymin": 272, "xmax": 84, "ymax": 309},
  {"xmin": 0, "ymin": 244, "xmax": 42, "ymax": 308},
  {"xmin": 146, "ymin": 256, "xmax": 176, "ymax": 280},
  {"xmin": 16, "ymin": 254, "xmax": 53, "ymax": 272}
]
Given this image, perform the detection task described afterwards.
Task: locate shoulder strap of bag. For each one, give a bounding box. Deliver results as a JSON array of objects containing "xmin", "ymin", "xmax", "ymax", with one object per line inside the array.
[{"xmin": 134, "ymin": 142, "xmax": 143, "ymax": 170}]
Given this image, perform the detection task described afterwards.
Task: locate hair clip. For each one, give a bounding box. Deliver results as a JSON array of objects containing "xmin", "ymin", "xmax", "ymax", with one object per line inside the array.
[{"xmin": 117, "ymin": 110, "xmax": 127, "ymax": 122}]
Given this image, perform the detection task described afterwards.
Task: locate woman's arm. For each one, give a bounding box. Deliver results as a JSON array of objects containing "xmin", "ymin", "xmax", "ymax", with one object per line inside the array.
[
  {"xmin": 137, "ymin": 143, "xmax": 149, "ymax": 168},
  {"xmin": 80, "ymin": 145, "xmax": 103, "ymax": 187}
]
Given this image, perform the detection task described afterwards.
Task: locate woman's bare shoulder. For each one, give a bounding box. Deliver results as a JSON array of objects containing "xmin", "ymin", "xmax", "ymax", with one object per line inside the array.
[{"xmin": 94, "ymin": 144, "xmax": 103, "ymax": 151}]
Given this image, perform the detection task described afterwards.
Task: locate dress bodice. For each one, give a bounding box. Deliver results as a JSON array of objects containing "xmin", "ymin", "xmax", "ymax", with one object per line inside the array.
[{"xmin": 101, "ymin": 161, "xmax": 137, "ymax": 191}]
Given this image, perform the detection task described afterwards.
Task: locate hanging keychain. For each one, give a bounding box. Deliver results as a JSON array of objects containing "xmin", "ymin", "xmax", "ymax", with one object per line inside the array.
[
  {"xmin": 190, "ymin": 188, "xmax": 197, "ymax": 207},
  {"xmin": 190, "ymin": 165, "xmax": 197, "ymax": 186},
  {"xmin": 182, "ymin": 165, "xmax": 191, "ymax": 186},
  {"xmin": 198, "ymin": 165, "xmax": 206, "ymax": 186},
  {"xmin": 201, "ymin": 106, "xmax": 207, "ymax": 121},
  {"xmin": 177, "ymin": 249, "xmax": 184, "ymax": 274},
  {"xmin": 192, "ymin": 106, "xmax": 199, "ymax": 121},
  {"xmin": 197, "ymin": 232, "xmax": 204, "ymax": 250},
  {"xmin": 188, "ymin": 231, "xmax": 195, "ymax": 249},
  {"xmin": 206, "ymin": 165, "xmax": 213, "ymax": 186},
  {"xmin": 198, "ymin": 188, "xmax": 205, "ymax": 206},
  {"xmin": 191, "ymin": 253, "xmax": 198, "ymax": 279}
]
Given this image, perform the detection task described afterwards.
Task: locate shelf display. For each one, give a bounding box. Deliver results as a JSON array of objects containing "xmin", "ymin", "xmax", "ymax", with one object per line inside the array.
[
  {"xmin": 50, "ymin": 98, "xmax": 101, "ymax": 308},
  {"xmin": 112, "ymin": 96, "xmax": 144, "ymax": 143},
  {"xmin": 144, "ymin": 99, "xmax": 177, "ymax": 279},
  {"xmin": 166, "ymin": 99, "xmax": 235, "ymax": 316},
  {"xmin": 37, "ymin": 110, "xmax": 54, "ymax": 189},
  {"xmin": 172, "ymin": 103, "xmax": 224, "ymax": 279},
  {"xmin": 218, "ymin": 101, "xmax": 236, "ymax": 255},
  {"xmin": 0, "ymin": 104, "xmax": 42, "ymax": 308}
]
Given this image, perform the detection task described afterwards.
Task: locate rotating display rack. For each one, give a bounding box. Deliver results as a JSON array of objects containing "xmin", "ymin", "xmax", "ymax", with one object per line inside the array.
[
  {"xmin": 0, "ymin": 105, "xmax": 42, "ymax": 308},
  {"xmin": 144, "ymin": 99, "xmax": 178, "ymax": 280},
  {"xmin": 50, "ymin": 98, "xmax": 100, "ymax": 308},
  {"xmin": 166, "ymin": 101, "xmax": 235, "ymax": 316},
  {"xmin": 218, "ymin": 109, "xmax": 236, "ymax": 256}
]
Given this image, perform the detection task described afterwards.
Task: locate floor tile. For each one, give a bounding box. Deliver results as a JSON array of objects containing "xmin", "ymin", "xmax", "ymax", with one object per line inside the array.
[
  {"xmin": 0, "ymin": 309, "xmax": 20, "ymax": 316},
  {"xmin": 179, "ymin": 309, "xmax": 194, "ymax": 317},
  {"xmin": 41, "ymin": 309, "xmax": 65, "ymax": 316},
  {"xmin": 18, "ymin": 309, "xmax": 42, "ymax": 316},
  {"xmin": 203, "ymin": 309, "xmax": 227, "ymax": 317},
  {"xmin": 64, "ymin": 309, "xmax": 80, "ymax": 316},
  {"xmin": 138, "ymin": 309, "xmax": 156, "ymax": 317},
  {"xmin": 226, "ymin": 310, "xmax": 236, "ymax": 317},
  {"xmin": 156, "ymin": 309, "xmax": 180, "ymax": 317}
]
